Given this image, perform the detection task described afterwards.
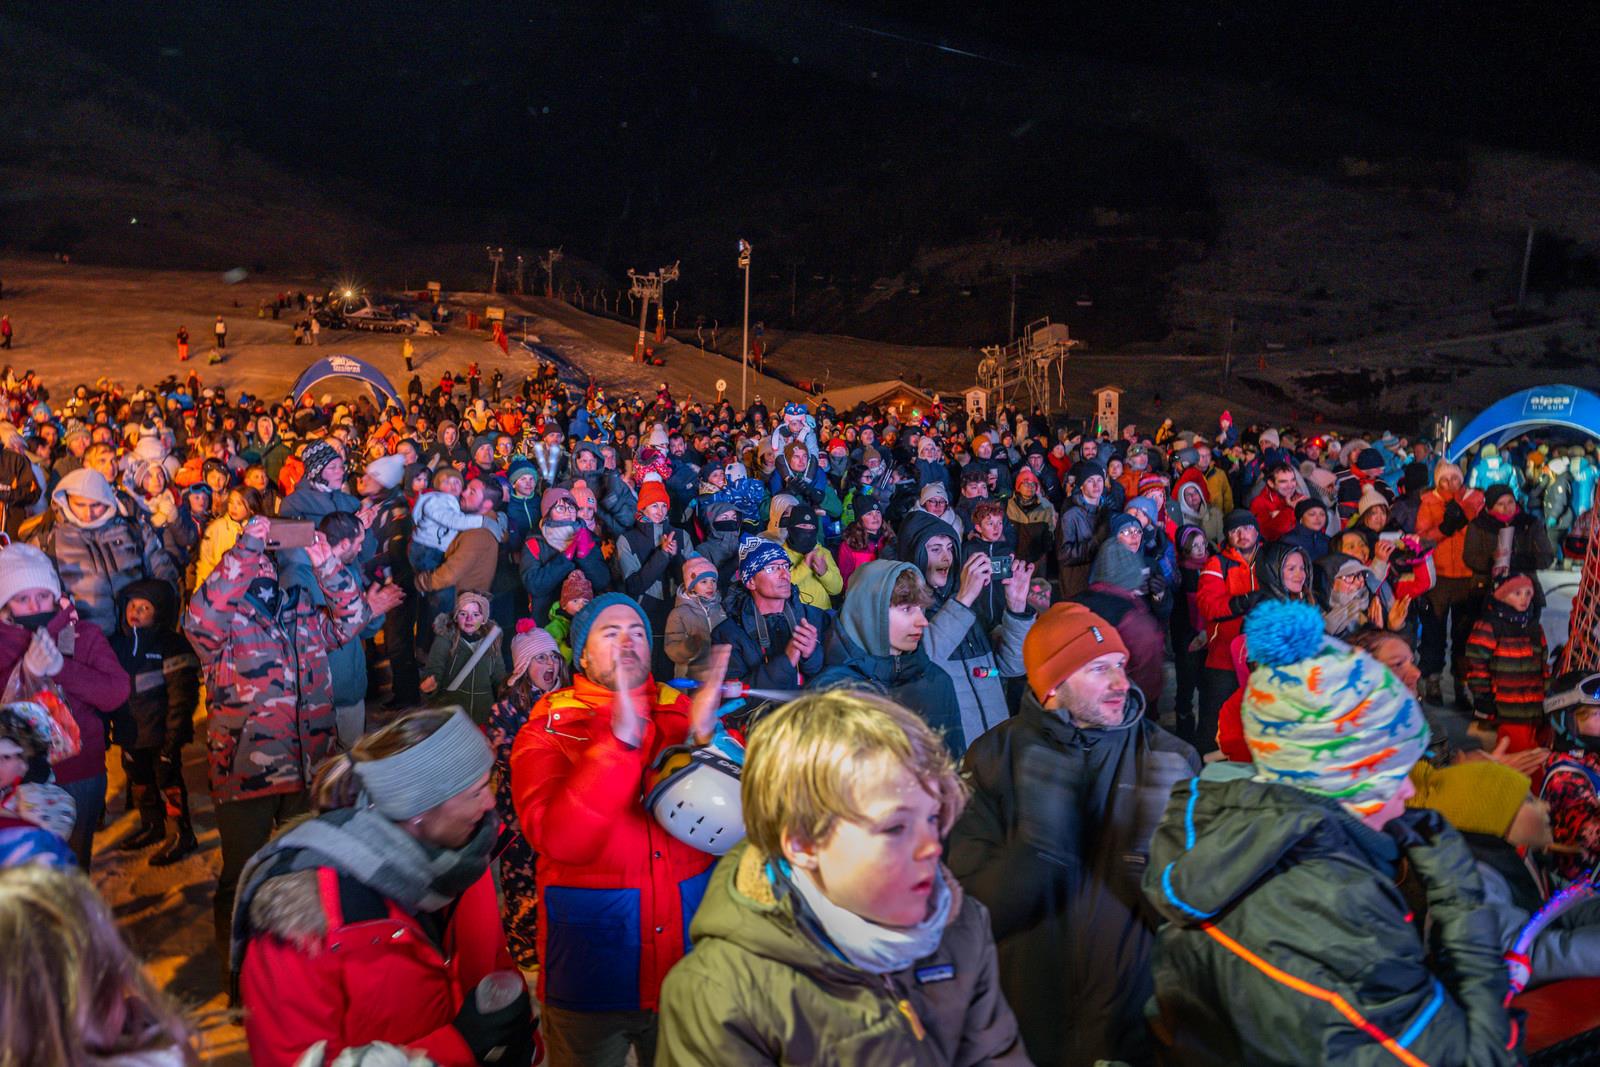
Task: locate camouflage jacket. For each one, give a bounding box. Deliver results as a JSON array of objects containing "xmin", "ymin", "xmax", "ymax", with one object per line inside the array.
[{"xmin": 184, "ymin": 530, "xmax": 369, "ymax": 803}]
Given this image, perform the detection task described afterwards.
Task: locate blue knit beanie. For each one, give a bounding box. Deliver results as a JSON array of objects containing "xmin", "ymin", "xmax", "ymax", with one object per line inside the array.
[
  {"xmin": 570, "ymin": 593, "xmax": 653, "ymax": 668},
  {"xmin": 738, "ymin": 535, "xmax": 790, "ymax": 585}
]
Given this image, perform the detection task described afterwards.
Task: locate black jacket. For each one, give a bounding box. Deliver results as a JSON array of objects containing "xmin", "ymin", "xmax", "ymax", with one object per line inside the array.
[
  {"xmin": 947, "ymin": 688, "xmax": 1199, "ymax": 1066},
  {"xmin": 711, "ymin": 586, "xmax": 827, "ymax": 690},
  {"xmin": 1462, "ymin": 509, "xmax": 1554, "ymax": 584},
  {"xmin": 109, "ymin": 578, "xmax": 199, "ymax": 752},
  {"xmin": 1143, "ymin": 777, "xmax": 1519, "ymax": 1066}
]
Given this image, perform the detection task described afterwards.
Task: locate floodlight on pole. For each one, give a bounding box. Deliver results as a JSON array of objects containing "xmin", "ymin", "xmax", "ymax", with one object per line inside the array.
[{"xmin": 738, "ymin": 239, "xmax": 752, "ymax": 409}]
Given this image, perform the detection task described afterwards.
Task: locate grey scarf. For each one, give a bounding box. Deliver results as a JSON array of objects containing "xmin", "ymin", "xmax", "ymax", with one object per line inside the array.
[{"xmin": 230, "ymin": 803, "xmax": 496, "ymax": 976}]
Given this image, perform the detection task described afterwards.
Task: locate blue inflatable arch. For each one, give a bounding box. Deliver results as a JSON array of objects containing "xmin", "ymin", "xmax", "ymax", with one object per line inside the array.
[
  {"xmin": 291, "ymin": 354, "xmax": 401, "ymax": 411},
  {"xmin": 1446, "ymin": 384, "xmax": 1600, "ymax": 463}
]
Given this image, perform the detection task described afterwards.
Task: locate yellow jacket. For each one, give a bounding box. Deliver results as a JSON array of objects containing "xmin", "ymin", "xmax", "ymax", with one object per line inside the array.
[{"xmin": 785, "ymin": 545, "xmax": 843, "ymax": 611}]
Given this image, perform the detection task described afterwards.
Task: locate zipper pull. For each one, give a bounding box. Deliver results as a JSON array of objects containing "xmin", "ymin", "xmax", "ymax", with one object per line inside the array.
[{"xmin": 897, "ymin": 998, "xmax": 927, "ymax": 1042}]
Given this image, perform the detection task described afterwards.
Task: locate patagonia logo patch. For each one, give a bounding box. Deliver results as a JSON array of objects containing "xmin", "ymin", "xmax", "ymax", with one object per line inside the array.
[{"xmin": 914, "ymin": 964, "xmax": 955, "ymax": 985}]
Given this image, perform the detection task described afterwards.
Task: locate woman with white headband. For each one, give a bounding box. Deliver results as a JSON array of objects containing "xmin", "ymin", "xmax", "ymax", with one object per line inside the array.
[{"xmin": 231, "ymin": 708, "xmax": 537, "ymax": 1067}]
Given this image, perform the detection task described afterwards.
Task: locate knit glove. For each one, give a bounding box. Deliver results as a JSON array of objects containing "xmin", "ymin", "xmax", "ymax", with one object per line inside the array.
[
  {"xmin": 1438, "ymin": 500, "xmax": 1469, "ymax": 538},
  {"xmin": 453, "ymin": 973, "xmax": 535, "ymax": 1066},
  {"xmin": 1228, "ymin": 590, "xmax": 1262, "ymax": 617},
  {"xmin": 23, "ymin": 630, "xmax": 63, "ymax": 679}
]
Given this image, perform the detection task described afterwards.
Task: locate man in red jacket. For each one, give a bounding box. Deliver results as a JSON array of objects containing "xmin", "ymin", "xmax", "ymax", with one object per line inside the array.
[
  {"xmin": 511, "ymin": 592, "xmax": 728, "ymax": 1067},
  {"xmin": 1196, "ymin": 510, "xmax": 1261, "ymax": 756},
  {"xmin": 1250, "ymin": 463, "xmax": 1304, "ymax": 542}
]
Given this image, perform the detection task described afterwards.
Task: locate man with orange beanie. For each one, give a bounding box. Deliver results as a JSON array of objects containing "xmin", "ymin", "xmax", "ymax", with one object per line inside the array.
[{"xmin": 948, "ymin": 602, "xmax": 1199, "ymax": 1066}]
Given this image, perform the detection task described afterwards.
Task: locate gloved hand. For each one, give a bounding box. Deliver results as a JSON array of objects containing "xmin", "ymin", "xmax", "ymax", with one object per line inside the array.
[
  {"xmin": 24, "ymin": 629, "xmax": 63, "ymax": 679},
  {"xmin": 1228, "ymin": 590, "xmax": 1262, "ymax": 617},
  {"xmin": 453, "ymin": 973, "xmax": 536, "ymax": 1066},
  {"xmin": 1438, "ymin": 499, "xmax": 1468, "ymax": 537}
]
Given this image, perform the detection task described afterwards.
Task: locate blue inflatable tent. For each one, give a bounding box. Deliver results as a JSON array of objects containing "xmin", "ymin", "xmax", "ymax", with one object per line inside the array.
[
  {"xmin": 1446, "ymin": 384, "xmax": 1600, "ymax": 462},
  {"xmin": 291, "ymin": 354, "xmax": 401, "ymax": 411}
]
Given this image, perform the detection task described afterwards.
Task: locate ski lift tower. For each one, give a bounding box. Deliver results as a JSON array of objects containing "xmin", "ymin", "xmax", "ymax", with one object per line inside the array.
[
  {"xmin": 977, "ymin": 316, "xmax": 1082, "ymax": 412},
  {"xmin": 540, "ymin": 247, "xmax": 563, "ymax": 298},
  {"xmin": 627, "ymin": 261, "xmax": 679, "ymax": 363}
]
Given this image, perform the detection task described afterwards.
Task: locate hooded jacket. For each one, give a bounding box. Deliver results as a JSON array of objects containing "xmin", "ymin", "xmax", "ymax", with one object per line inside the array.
[
  {"xmin": 947, "ymin": 688, "xmax": 1199, "ymax": 1066},
  {"xmin": 657, "ymin": 842, "xmax": 1029, "ymax": 1066},
  {"xmin": 1142, "ymin": 777, "xmax": 1518, "ymax": 1066},
  {"xmin": 899, "ymin": 514, "xmax": 1031, "ymax": 752},
  {"xmin": 109, "ymin": 578, "xmax": 199, "ymax": 752},
  {"xmin": 811, "ymin": 560, "xmax": 963, "ymax": 749},
  {"xmin": 569, "ymin": 443, "xmax": 637, "ymax": 539},
  {"xmin": 30, "ymin": 473, "xmax": 180, "ymax": 636},
  {"xmin": 183, "ymin": 530, "xmax": 370, "ymax": 803}
]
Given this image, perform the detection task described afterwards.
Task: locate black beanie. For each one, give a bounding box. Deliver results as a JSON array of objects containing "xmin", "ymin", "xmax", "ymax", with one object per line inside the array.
[{"xmin": 1224, "ymin": 509, "xmax": 1259, "ymax": 534}]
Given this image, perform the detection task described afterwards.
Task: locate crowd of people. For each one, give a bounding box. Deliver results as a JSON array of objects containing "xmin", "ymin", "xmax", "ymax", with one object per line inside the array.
[{"xmin": 3, "ymin": 355, "xmax": 1600, "ymax": 1066}]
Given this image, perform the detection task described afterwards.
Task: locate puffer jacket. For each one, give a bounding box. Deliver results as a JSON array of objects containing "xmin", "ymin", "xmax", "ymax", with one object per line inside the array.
[
  {"xmin": 509, "ymin": 674, "xmax": 716, "ymax": 1013},
  {"xmin": 1464, "ymin": 597, "xmax": 1548, "ymax": 725},
  {"xmin": 663, "ymin": 588, "xmax": 727, "ymax": 679},
  {"xmin": 184, "ymin": 530, "xmax": 370, "ymax": 803},
  {"xmin": 26, "ymin": 508, "xmax": 180, "ymax": 636},
  {"xmin": 1054, "ymin": 492, "xmax": 1109, "ymax": 597},
  {"xmin": 1143, "ymin": 777, "xmax": 1519, "ymax": 1066},
  {"xmin": 657, "ymin": 842, "xmax": 1030, "ymax": 1066},
  {"xmin": 1196, "ymin": 545, "xmax": 1259, "ymax": 671},
  {"xmin": 239, "ymin": 864, "xmax": 514, "ymax": 1067},
  {"xmin": 1462, "ymin": 509, "xmax": 1553, "ymax": 589},
  {"xmin": 0, "ymin": 445, "xmax": 41, "ymax": 537},
  {"xmin": 947, "ymin": 688, "xmax": 1199, "ymax": 1066},
  {"xmin": 569, "ymin": 444, "xmax": 637, "ymax": 538},
  {"xmin": 0, "ymin": 607, "xmax": 129, "ymax": 788},
  {"xmin": 108, "ymin": 578, "xmax": 199, "ymax": 751},
  {"xmin": 1416, "ymin": 484, "xmax": 1484, "ymax": 579}
]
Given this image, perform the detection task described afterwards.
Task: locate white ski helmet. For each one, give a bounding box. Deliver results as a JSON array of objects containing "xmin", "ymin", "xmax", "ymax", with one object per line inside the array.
[{"xmin": 645, "ymin": 744, "xmax": 745, "ymax": 855}]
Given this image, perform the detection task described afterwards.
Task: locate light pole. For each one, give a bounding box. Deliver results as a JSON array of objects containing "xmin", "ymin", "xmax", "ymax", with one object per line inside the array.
[{"xmin": 738, "ymin": 239, "xmax": 752, "ymax": 409}]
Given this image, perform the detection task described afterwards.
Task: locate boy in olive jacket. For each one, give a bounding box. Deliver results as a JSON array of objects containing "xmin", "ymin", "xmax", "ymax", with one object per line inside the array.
[{"xmin": 657, "ymin": 691, "xmax": 1029, "ymax": 1066}]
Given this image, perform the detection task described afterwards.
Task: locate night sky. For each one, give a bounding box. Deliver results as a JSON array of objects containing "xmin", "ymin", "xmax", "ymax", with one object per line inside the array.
[{"xmin": 12, "ymin": 2, "xmax": 1598, "ymax": 340}]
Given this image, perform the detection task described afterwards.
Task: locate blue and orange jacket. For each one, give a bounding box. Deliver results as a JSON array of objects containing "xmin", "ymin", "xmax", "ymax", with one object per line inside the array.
[
  {"xmin": 1144, "ymin": 776, "xmax": 1519, "ymax": 1065},
  {"xmin": 509, "ymin": 673, "xmax": 715, "ymax": 1012}
]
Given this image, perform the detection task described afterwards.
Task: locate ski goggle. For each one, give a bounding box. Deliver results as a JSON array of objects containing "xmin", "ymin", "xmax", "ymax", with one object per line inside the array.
[{"xmin": 1546, "ymin": 673, "xmax": 1600, "ymax": 714}]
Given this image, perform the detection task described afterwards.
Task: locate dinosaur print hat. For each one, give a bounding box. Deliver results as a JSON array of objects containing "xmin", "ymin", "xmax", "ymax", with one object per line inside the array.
[{"xmin": 1241, "ymin": 599, "xmax": 1429, "ymax": 817}]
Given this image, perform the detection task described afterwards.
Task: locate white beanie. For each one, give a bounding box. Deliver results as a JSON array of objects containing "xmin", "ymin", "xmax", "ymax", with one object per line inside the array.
[
  {"xmin": 0, "ymin": 543, "xmax": 61, "ymax": 610},
  {"xmin": 365, "ymin": 453, "xmax": 406, "ymax": 490},
  {"xmin": 133, "ymin": 434, "xmax": 168, "ymax": 466}
]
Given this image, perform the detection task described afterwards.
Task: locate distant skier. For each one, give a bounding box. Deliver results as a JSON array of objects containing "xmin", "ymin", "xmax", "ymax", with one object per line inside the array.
[
  {"xmin": 176, "ymin": 326, "xmax": 190, "ymax": 362},
  {"xmin": 213, "ymin": 315, "xmax": 226, "ymax": 349}
]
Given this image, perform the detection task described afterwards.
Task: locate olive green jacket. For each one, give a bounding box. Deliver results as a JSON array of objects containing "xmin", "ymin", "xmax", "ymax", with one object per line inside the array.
[{"xmin": 656, "ymin": 842, "xmax": 1031, "ymax": 1066}]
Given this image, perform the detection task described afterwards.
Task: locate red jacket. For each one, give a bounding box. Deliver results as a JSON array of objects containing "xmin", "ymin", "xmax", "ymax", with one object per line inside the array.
[
  {"xmin": 510, "ymin": 673, "xmax": 716, "ymax": 1013},
  {"xmin": 1197, "ymin": 547, "xmax": 1259, "ymax": 671},
  {"xmin": 0, "ymin": 610, "xmax": 129, "ymax": 786},
  {"xmin": 241, "ymin": 866, "xmax": 514, "ymax": 1067},
  {"xmin": 1250, "ymin": 486, "xmax": 1298, "ymax": 542}
]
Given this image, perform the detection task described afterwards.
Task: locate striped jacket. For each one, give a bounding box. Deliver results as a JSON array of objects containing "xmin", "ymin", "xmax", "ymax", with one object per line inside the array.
[
  {"xmin": 184, "ymin": 531, "xmax": 370, "ymax": 803},
  {"xmin": 1464, "ymin": 599, "xmax": 1547, "ymax": 724}
]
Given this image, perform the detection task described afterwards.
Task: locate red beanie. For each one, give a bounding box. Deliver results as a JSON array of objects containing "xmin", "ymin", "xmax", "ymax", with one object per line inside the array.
[
  {"xmin": 636, "ymin": 479, "xmax": 670, "ymax": 517},
  {"xmin": 1023, "ymin": 603, "xmax": 1129, "ymax": 701}
]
